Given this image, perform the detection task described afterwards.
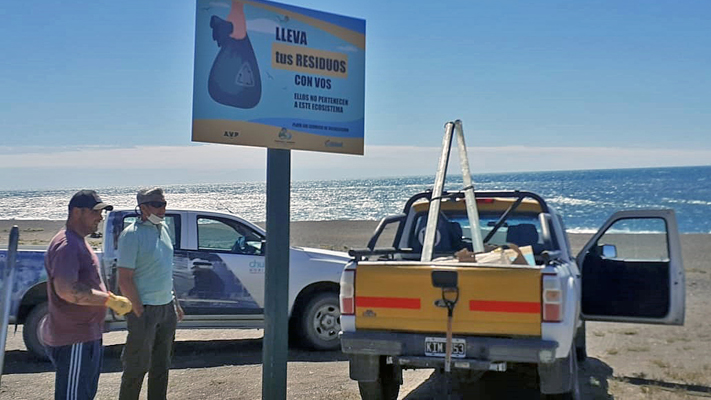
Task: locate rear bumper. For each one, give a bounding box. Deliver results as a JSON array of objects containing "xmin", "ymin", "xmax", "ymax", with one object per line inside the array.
[{"xmin": 340, "ymin": 330, "xmax": 559, "ymax": 367}]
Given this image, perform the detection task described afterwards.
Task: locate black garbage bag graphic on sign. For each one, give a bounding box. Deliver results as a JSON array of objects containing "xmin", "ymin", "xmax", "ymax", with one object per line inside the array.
[{"xmin": 208, "ymin": 15, "xmax": 262, "ymax": 109}]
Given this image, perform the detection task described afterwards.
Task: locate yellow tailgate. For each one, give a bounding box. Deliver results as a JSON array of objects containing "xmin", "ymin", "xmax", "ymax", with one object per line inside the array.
[{"xmin": 355, "ymin": 263, "xmax": 542, "ymax": 336}]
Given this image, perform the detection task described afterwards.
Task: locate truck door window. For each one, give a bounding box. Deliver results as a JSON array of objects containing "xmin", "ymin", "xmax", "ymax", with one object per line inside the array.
[
  {"xmin": 122, "ymin": 215, "xmax": 180, "ymax": 249},
  {"xmin": 597, "ymin": 218, "xmax": 669, "ymax": 261},
  {"xmin": 197, "ymin": 216, "xmax": 264, "ymax": 255}
]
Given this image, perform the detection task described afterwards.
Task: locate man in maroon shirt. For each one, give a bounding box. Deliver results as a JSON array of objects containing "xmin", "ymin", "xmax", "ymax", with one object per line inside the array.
[{"xmin": 43, "ymin": 190, "xmax": 132, "ymax": 400}]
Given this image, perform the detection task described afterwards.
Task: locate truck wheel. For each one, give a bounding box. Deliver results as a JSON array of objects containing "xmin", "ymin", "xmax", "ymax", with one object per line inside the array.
[
  {"xmin": 574, "ymin": 322, "xmax": 587, "ymax": 363},
  {"xmin": 299, "ymin": 292, "xmax": 341, "ymax": 350},
  {"xmin": 540, "ymin": 346, "xmax": 581, "ymax": 400},
  {"xmin": 22, "ymin": 302, "xmax": 50, "ymax": 361},
  {"xmin": 357, "ymin": 361, "xmax": 400, "ymax": 400}
]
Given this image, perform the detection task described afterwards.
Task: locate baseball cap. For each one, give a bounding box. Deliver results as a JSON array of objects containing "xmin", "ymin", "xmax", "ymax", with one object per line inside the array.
[
  {"xmin": 68, "ymin": 190, "xmax": 114, "ymax": 211},
  {"xmin": 136, "ymin": 187, "xmax": 165, "ymax": 205}
]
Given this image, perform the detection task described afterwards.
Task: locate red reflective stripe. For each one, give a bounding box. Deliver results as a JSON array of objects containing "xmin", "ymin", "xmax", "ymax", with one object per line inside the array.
[
  {"xmin": 356, "ymin": 296, "xmax": 421, "ymax": 310},
  {"xmin": 469, "ymin": 300, "xmax": 540, "ymax": 314}
]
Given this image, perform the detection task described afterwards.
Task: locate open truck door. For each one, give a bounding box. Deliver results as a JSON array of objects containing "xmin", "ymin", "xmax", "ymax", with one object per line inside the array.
[
  {"xmin": 577, "ymin": 209, "xmax": 685, "ymax": 325},
  {"xmin": 104, "ymin": 210, "xmax": 130, "ymax": 321}
]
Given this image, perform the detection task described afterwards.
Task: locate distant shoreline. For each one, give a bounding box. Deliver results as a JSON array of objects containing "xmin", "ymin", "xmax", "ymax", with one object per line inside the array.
[
  {"xmin": 0, "ymin": 219, "xmax": 383, "ymax": 251},
  {"xmin": 1, "ymin": 166, "xmax": 710, "ymax": 234}
]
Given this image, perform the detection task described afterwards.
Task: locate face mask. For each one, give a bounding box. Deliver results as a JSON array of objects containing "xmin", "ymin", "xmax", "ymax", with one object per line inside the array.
[{"xmin": 147, "ymin": 213, "xmax": 164, "ymax": 225}]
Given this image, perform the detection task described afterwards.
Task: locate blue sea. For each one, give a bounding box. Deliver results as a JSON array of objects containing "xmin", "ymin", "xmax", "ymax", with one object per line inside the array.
[{"xmin": 1, "ymin": 165, "xmax": 709, "ymax": 234}]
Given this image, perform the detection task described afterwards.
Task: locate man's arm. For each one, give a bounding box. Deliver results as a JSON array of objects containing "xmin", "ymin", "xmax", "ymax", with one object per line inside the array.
[
  {"xmin": 50, "ymin": 241, "xmax": 109, "ymax": 306},
  {"xmin": 118, "ymin": 267, "xmax": 144, "ymax": 317},
  {"xmin": 54, "ymin": 278, "xmax": 109, "ymax": 306}
]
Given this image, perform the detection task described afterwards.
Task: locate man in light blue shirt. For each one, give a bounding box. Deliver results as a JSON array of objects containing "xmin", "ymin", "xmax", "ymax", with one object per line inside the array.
[{"xmin": 117, "ymin": 187, "xmax": 183, "ymax": 400}]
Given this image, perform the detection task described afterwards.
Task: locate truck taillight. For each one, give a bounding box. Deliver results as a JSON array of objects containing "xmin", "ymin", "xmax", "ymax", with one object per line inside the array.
[
  {"xmin": 542, "ymin": 274, "xmax": 563, "ymax": 322},
  {"xmin": 340, "ymin": 269, "xmax": 355, "ymax": 315}
]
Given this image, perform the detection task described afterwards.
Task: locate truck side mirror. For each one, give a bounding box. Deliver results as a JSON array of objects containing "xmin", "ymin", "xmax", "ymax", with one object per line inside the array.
[{"xmin": 600, "ymin": 244, "xmax": 617, "ymax": 259}]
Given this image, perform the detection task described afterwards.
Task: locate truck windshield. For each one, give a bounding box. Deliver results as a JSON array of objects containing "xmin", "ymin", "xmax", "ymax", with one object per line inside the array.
[
  {"xmin": 415, "ymin": 211, "xmax": 546, "ymax": 255},
  {"xmin": 454, "ymin": 214, "xmax": 543, "ymax": 250}
]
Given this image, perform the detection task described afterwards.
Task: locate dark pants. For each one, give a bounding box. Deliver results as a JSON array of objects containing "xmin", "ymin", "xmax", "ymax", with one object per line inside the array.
[
  {"xmin": 119, "ymin": 302, "xmax": 177, "ymax": 400},
  {"xmin": 46, "ymin": 339, "xmax": 103, "ymax": 400}
]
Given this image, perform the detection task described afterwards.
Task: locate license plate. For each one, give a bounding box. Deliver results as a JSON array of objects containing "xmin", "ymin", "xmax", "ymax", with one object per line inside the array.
[{"xmin": 424, "ymin": 337, "xmax": 466, "ymax": 358}]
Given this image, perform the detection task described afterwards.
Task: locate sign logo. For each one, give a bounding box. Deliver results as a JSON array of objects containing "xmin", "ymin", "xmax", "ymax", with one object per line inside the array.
[
  {"xmin": 236, "ymin": 63, "xmax": 257, "ymax": 87},
  {"xmin": 249, "ymin": 259, "xmax": 264, "ymax": 274},
  {"xmin": 278, "ymin": 128, "xmax": 292, "ymax": 140}
]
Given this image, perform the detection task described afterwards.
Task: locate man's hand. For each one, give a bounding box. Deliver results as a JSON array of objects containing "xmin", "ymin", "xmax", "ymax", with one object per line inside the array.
[
  {"xmin": 118, "ymin": 267, "xmax": 143, "ymax": 317},
  {"xmin": 132, "ymin": 303, "xmax": 144, "ymax": 317},
  {"xmin": 175, "ymin": 302, "xmax": 184, "ymax": 322},
  {"xmin": 105, "ymin": 292, "xmax": 133, "ymax": 316}
]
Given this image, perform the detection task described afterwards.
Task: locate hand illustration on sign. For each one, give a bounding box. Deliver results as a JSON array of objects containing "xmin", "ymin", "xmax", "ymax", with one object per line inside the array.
[{"xmin": 208, "ymin": 2, "xmax": 262, "ymax": 109}]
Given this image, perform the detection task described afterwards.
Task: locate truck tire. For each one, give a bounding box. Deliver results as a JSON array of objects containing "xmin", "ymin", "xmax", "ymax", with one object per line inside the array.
[
  {"xmin": 298, "ymin": 292, "xmax": 341, "ymax": 350},
  {"xmin": 22, "ymin": 302, "xmax": 49, "ymax": 361},
  {"xmin": 357, "ymin": 361, "xmax": 399, "ymax": 400},
  {"xmin": 540, "ymin": 346, "xmax": 580, "ymax": 400},
  {"xmin": 574, "ymin": 321, "xmax": 587, "ymax": 363}
]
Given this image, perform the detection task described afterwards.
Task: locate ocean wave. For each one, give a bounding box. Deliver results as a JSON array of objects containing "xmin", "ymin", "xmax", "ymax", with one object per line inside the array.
[
  {"xmin": 663, "ymin": 198, "xmax": 711, "ymax": 206},
  {"xmin": 565, "ymin": 228, "xmax": 600, "ymax": 234},
  {"xmin": 605, "ymin": 229, "xmax": 666, "ymax": 234},
  {"xmin": 566, "ymin": 227, "xmax": 667, "ymax": 234},
  {"xmin": 546, "ymin": 196, "xmax": 599, "ymax": 206}
]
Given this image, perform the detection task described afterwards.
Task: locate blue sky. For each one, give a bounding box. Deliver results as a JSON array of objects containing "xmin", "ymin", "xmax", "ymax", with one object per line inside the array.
[{"xmin": 1, "ymin": 0, "xmax": 710, "ymax": 190}]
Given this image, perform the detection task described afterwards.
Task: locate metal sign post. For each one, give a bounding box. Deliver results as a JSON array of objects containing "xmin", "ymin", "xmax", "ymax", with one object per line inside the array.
[
  {"xmin": 191, "ymin": 2, "xmax": 365, "ymax": 397},
  {"xmin": 262, "ymin": 149, "xmax": 291, "ymax": 399},
  {"xmin": 0, "ymin": 226, "xmax": 20, "ymax": 384}
]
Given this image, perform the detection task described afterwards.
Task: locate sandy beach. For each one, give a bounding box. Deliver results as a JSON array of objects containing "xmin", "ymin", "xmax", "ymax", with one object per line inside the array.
[{"xmin": 2, "ymin": 219, "xmax": 710, "ymax": 399}]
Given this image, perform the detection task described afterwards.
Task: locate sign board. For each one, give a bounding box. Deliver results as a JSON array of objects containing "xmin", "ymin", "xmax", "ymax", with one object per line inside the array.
[{"xmin": 192, "ymin": 0, "xmax": 366, "ymax": 155}]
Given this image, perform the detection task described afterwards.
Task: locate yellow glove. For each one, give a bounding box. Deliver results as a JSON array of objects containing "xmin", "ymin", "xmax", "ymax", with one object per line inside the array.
[{"xmin": 105, "ymin": 292, "xmax": 133, "ymax": 316}]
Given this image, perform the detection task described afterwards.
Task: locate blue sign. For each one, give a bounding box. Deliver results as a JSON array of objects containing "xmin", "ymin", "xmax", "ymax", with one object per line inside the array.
[{"xmin": 193, "ymin": 0, "xmax": 366, "ymax": 155}]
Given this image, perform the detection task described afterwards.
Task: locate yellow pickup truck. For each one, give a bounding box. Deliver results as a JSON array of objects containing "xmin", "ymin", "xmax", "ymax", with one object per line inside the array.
[{"xmin": 339, "ymin": 189, "xmax": 685, "ymax": 399}]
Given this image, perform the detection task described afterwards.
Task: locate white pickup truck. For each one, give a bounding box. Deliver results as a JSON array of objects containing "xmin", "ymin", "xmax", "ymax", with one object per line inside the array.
[
  {"xmin": 0, "ymin": 209, "xmax": 349, "ymax": 360},
  {"xmin": 339, "ymin": 190, "xmax": 686, "ymax": 399}
]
